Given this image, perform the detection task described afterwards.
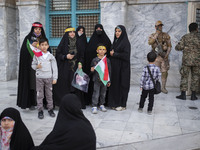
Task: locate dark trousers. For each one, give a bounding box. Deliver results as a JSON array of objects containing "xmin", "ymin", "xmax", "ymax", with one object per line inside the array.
[
  {"xmin": 92, "ymin": 81, "xmax": 107, "ymax": 107},
  {"xmin": 139, "ymin": 89, "xmax": 154, "ymax": 111}
]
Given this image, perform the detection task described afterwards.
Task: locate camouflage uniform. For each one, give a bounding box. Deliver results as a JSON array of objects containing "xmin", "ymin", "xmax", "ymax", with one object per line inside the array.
[
  {"xmin": 148, "ymin": 32, "xmax": 172, "ymax": 93},
  {"xmin": 175, "ymin": 32, "xmax": 200, "ymax": 92}
]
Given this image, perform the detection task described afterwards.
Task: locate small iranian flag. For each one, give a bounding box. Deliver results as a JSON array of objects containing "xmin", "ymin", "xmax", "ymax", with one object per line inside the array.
[
  {"xmin": 27, "ymin": 40, "xmax": 43, "ymax": 58},
  {"xmin": 94, "ymin": 56, "xmax": 110, "ymax": 86}
]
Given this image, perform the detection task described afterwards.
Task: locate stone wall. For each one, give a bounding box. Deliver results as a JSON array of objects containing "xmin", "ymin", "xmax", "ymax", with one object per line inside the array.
[
  {"xmin": 100, "ymin": 0, "xmax": 189, "ymax": 87},
  {"xmin": 0, "ymin": 2, "xmax": 17, "ymax": 81}
]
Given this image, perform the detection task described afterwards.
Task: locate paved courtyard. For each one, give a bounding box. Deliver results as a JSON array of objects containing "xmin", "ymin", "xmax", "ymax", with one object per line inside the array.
[{"xmin": 0, "ymin": 80, "xmax": 200, "ymax": 150}]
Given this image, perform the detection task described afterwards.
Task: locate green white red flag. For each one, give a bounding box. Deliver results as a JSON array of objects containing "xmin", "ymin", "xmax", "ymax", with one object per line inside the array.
[
  {"xmin": 94, "ymin": 56, "xmax": 110, "ymax": 86},
  {"xmin": 26, "ymin": 40, "xmax": 43, "ymax": 58}
]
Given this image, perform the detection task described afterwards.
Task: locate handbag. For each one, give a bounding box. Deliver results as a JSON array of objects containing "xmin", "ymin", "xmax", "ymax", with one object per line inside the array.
[{"xmin": 147, "ymin": 66, "xmax": 161, "ymax": 94}]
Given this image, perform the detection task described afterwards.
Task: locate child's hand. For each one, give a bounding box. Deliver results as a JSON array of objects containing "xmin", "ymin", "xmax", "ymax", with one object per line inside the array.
[
  {"xmin": 37, "ymin": 63, "xmax": 42, "ymax": 69},
  {"xmin": 52, "ymin": 80, "xmax": 57, "ymax": 84},
  {"xmin": 32, "ymin": 42, "xmax": 38, "ymax": 48},
  {"xmin": 78, "ymin": 63, "xmax": 82, "ymax": 70},
  {"xmin": 91, "ymin": 67, "xmax": 94, "ymax": 72},
  {"xmin": 110, "ymin": 49, "xmax": 114, "ymax": 56},
  {"xmin": 107, "ymin": 82, "xmax": 111, "ymax": 87}
]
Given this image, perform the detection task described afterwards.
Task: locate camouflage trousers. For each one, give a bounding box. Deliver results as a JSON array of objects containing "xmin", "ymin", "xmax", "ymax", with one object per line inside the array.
[
  {"xmin": 154, "ymin": 56, "xmax": 169, "ymax": 73},
  {"xmin": 180, "ymin": 65, "xmax": 200, "ymax": 91}
]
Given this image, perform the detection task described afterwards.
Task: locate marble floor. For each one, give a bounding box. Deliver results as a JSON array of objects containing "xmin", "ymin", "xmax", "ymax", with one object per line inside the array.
[{"xmin": 1, "ymin": 80, "xmax": 200, "ymax": 150}]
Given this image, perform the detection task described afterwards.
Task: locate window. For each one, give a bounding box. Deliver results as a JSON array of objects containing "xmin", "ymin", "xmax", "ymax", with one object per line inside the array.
[{"xmin": 46, "ymin": 0, "xmax": 100, "ymax": 54}]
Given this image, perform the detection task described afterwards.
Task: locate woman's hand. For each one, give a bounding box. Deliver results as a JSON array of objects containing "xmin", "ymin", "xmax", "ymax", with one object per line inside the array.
[
  {"xmin": 32, "ymin": 42, "xmax": 38, "ymax": 48},
  {"xmin": 66, "ymin": 54, "xmax": 74, "ymax": 60},
  {"xmin": 110, "ymin": 49, "xmax": 114, "ymax": 56}
]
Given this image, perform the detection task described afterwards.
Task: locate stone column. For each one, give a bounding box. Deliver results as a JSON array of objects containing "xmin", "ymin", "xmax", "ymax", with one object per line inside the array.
[
  {"xmin": 99, "ymin": 0, "xmax": 128, "ymax": 41},
  {"xmin": 0, "ymin": 0, "xmax": 17, "ymax": 81},
  {"xmin": 16, "ymin": 0, "xmax": 46, "ymax": 50}
]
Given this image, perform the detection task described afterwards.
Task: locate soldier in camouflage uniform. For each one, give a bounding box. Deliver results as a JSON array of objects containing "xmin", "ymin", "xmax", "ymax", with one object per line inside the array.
[
  {"xmin": 175, "ymin": 22, "xmax": 200, "ymax": 100},
  {"xmin": 148, "ymin": 21, "xmax": 172, "ymax": 94}
]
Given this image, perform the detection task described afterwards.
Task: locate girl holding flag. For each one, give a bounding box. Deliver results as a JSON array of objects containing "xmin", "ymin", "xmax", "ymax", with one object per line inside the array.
[{"xmin": 17, "ymin": 22, "xmax": 50, "ymax": 110}]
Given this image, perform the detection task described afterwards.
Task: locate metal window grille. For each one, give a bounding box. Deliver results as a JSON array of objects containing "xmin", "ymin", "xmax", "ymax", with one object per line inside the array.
[
  {"xmin": 77, "ymin": 0, "xmax": 99, "ymax": 10},
  {"xmin": 50, "ymin": 0, "xmax": 71, "ymax": 11},
  {"xmin": 50, "ymin": 15, "xmax": 71, "ymax": 38},
  {"xmin": 77, "ymin": 14, "xmax": 100, "ymax": 37},
  {"xmin": 196, "ymin": 8, "xmax": 200, "ymax": 33},
  {"xmin": 46, "ymin": 0, "xmax": 100, "ymax": 46},
  {"xmin": 51, "ymin": 46, "xmax": 57, "ymax": 56}
]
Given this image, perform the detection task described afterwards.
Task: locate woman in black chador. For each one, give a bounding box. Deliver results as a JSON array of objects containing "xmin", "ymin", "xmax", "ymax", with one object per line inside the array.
[
  {"xmin": 0, "ymin": 107, "xmax": 34, "ymax": 150},
  {"xmin": 17, "ymin": 22, "xmax": 50, "ymax": 109},
  {"xmin": 108, "ymin": 25, "xmax": 131, "ymax": 111},
  {"xmin": 76, "ymin": 26, "xmax": 87, "ymax": 51},
  {"xmin": 32, "ymin": 94, "xmax": 96, "ymax": 150},
  {"xmin": 53, "ymin": 27, "xmax": 85, "ymax": 107},
  {"xmin": 84, "ymin": 24, "xmax": 111, "ymax": 104}
]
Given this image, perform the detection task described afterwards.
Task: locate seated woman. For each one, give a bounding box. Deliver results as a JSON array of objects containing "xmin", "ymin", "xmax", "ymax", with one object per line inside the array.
[
  {"xmin": 0, "ymin": 107, "xmax": 34, "ymax": 150},
  {"xmin": 33, "ymin": 94, "xmax": 96, "ymax": 150}
]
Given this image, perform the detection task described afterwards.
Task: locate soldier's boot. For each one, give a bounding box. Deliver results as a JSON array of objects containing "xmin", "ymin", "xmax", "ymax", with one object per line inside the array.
[
  {"xmin": 191, "ymin": 91, "xmax": 198, "ymax": 100},
  {"xmin": 176, "ymin": 91, "xmax": 186, "ymax": 100},
  {"xmin": 161, "ymin": 72, "xmax": 168, "ymax": 94}
]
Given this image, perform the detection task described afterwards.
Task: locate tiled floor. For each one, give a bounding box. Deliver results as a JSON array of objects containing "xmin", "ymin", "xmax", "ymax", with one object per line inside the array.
[{"xmin": 1, "ymin": 80, "xmax": 200, "ymax": 149}]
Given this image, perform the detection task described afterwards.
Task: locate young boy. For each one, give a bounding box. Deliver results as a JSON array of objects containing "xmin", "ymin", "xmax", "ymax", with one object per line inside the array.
[
  {"xmin": 138, "ymin": 51, "xmax": 161, "ymax": 115},
  {"xmin": 32, "ymin": 38, "xmax": 58, "ymax": 119},
  {"xmin": 91, "ymin": 44, "xmax": 111, "ymax": 114}
]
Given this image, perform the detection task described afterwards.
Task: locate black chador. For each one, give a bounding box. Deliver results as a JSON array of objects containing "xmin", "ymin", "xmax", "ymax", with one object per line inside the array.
[
  {"xmin": 32, "ymin": 94, "xmax": 96, "ymax": 150},
  {"xmin": 84, "ymin": 24, "xmax": 111, "ymax": 104},
  {"xmin": 76, "ymin": 26, "xmax": 87, "ymax": 58},
  {"xmin": 108, "ymin": 25, "xmax": 131, "ymax": 108},
  {"xmin": 53, "ymin": 27, "xmax": 84, "ymax": 107},
  {"xmin": 17, "ymin": 22, "xmax": 50, "ymax": 109}
]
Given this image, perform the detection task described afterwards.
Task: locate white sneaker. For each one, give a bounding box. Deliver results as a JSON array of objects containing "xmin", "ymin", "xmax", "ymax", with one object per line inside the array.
[
  {"xmin": 99, "ymin": 105, "xmax": 107, "ymax": 112},
  {"xmin": 138, "ymin": 108, "xmax": 143, "ymax": 113},
  {"xmin": 115, "ymin": 106, "xmax": 122, "ymax": 111},
  {"xmin": 92, "ymin": 107, "xmax": 98, "ymax": 114}
]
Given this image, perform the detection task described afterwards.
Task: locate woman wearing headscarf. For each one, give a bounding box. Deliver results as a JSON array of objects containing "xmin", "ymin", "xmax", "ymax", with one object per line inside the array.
[
  {"xmin": 17, "ymin": 22, "xmax": 51, "ymax": 109},
  {"xmin": 75, "ymin": 26, "xmax": 88, "ymax": 107},
  {"xmin": 53, "ymin": 27, "xmax": 85, "ymax": 108},
  {"xmin": 0, "ymin": 107, "xmax": 34, "ymax": 150},
  {"xmin": 76, "ymin": 26, "xmax": 87, "ymax": 52},
  {"xmin": 108, "ymin": 25, "xmax": 131, "ymax": 111},
  {"xmin": 84, "ymin": 24, "xmax": 111, "ymax": 104},
  {"xmin": 33, "ymin": 94, "xmax": 96, "ymax": 150}
]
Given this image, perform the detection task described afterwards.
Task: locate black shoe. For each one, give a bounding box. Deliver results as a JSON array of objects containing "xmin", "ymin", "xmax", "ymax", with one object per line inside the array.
[
  {"xmin": 176, "ymin": 91, "xmax": 186, "ymax": 100},
  {"xmin": 48, "ymin": 109, "xmax": 56, "ymax": 117},
  {"xmin": 191, "ymin": 91, "xmax": 198, "ymax": 100},
  {"xmin": 38, "ymin": 111, "xmax": 44, "ymax": 119}
]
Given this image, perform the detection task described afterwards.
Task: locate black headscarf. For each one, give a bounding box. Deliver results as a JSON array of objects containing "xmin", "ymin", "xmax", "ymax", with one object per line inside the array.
[
  {"xmin": 84, "ymin": 24, "xmax": 111, "ymax": 74},
  {"xmin": 112, "ymin": 25, "xmax": 130, "ymax": 62},
  {"xmin": 0, "ymin": 108, "xmax": 34, "ymax": 150},
  {"xmin": 33, "ymin": 94, "xmax": 96, "ymax": 150},
  {"xmin": 17, "ymin": 22, "xmax": 50, "ymax": 109}
]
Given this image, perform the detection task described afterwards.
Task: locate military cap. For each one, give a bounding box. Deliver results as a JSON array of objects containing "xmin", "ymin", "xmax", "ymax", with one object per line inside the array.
[{"xmin": 155, "ymin": 21, "xmax": 164, "ymax": 26}]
